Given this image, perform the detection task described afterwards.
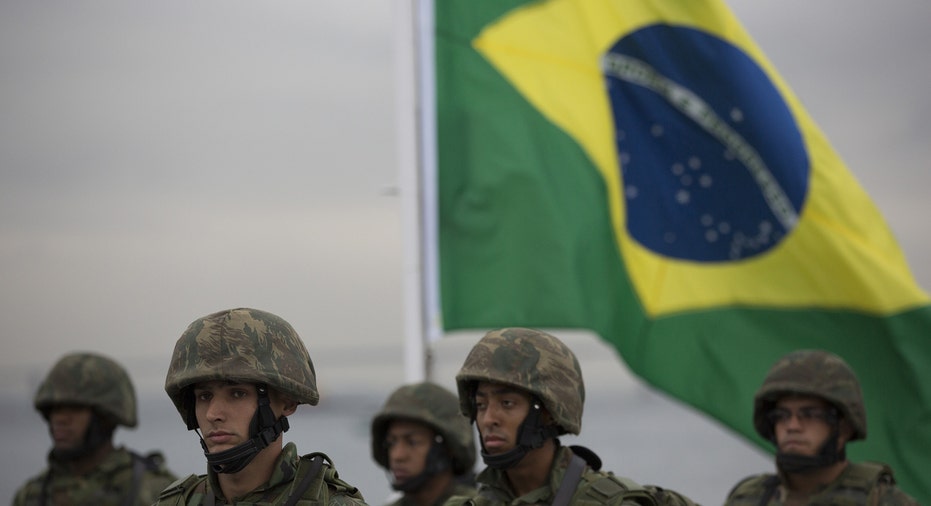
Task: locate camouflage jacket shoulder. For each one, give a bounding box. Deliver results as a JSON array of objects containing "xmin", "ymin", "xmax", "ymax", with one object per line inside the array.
[
  {"xmin": 153, "ymin": 444, "xmax": 368, "ymax": 506},
  {"xmin": 724, "ymin": 461, "xmax": 920, "ymax": 506},
  {"xmin": 12, "ymin": 446, "xmax": 177, "ymax": 506},
  {"xmin": 443, "ymin": 446, "xmax": 666, "ymax": 506},
  {"xmin": 386, "ymin": 482, "xmax": 477, "ymax": 506}
]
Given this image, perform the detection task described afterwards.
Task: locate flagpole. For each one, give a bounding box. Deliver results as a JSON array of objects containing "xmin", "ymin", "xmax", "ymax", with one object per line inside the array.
[{"xmin": 396, "ymin": 0, "xmax": 440, "ymax": 383}]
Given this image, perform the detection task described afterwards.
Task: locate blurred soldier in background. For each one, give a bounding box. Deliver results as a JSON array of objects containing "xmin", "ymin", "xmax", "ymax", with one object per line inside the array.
[
  {"xmin": 444, "ymin": 327, "xmax": 698, "ymax": 506},
  {"xmin": 724, "ymin": 349, "xmax": 918, "ymax": 505},
  {"xmin": 13, "ymin": 352, "xmax": 176, "ymax": 505},
  {"xmin": 371, "ymin": 382, "xmax": 477, "ymax": 506},
  {"xmin": 154, "ymin": 307, "xmax": 368, "ymax": 505}
]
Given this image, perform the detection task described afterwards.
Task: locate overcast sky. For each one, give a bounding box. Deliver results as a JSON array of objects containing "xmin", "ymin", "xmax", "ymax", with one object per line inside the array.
[
  {"xmin": 1, "ymin": 0, "xmax": 929, "ymax": 397},
  {"xmin": 1, "ymin": 1, "xmax": 929, "ymax": 504}
]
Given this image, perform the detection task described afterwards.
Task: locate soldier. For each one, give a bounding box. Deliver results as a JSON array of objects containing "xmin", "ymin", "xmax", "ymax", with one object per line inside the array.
[
  {"xmin": 724, "ymin": 349, "xmax": 919, "ymax": 505},
  {"xmin": 444, "ymin": 327, "xmax": 698, "ymax": 506},
  {"xmin": 154, "ymin": 307, "xmax": 368, "ymax": 506},
  {"xmin": 13, "ymin": 352, "xmax": 177, "ymax": 506},
  {"xmin": 371, "ymin": 382, "xmax": 477, "ymax": 506}
]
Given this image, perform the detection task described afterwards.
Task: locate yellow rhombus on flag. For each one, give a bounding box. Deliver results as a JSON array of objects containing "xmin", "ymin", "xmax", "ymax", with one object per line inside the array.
[{"xmin": 434, "ymin": 0, "xmax": 931, "ymax": 502}]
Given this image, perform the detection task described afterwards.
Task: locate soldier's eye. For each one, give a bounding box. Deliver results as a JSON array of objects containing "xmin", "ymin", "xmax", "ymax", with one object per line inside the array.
[
  {"xmin": 767, "ymin": 407, "xmax": 835, "ymax": 424},
  {"xmin": 766, "ymin": 408, "xmax": 790, "ymax": 423},
  {"xmin": 797, "ymin": 407, "xmax": 832, "ymax": 421}
]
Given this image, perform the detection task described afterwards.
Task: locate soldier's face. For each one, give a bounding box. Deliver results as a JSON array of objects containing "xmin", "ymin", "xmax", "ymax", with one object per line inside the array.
[
  {"xmin": 192, "ymin": 381, "xmax": 294, "ymax": 454},
  {"xmin": 385, "ymin": 419, "xmax": 435, "ymax": 485},
  {"xmin": 48, "ymin": 405, "xmax": 93, "ymax": 451},
  {"xmin": 771, "ymin": 395, "xmax": 835, "ymax": 456},
  {"xmin": 474, "ymin": 381, "xmax": 532, "ymax": 455}
]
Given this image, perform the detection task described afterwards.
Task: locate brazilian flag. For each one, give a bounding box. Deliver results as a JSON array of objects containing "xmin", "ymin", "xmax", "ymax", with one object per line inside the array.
[{"xmin": 436, "ymin": 0, "xmax": 931, "ymax": 502}]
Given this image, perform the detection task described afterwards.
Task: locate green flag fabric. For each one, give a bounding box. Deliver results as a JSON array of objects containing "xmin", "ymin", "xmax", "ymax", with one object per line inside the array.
[{"xmin": 435, "ymin": 0, "xmax": 931, "ymax": 502}]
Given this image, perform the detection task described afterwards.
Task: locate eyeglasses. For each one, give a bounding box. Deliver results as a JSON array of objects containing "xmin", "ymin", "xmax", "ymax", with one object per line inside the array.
[{"xmin": 766, "ymin": 406, "xmax": 837, "ymax": 425}]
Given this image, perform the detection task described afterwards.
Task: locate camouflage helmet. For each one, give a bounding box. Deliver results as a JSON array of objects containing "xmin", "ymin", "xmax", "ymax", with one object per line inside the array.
[
  {"xmin": 754, "ymin": 349, "xmax": 866, "ymax": 441},
  {"xmin": 165, "ymin": 308, "xmax": 319, "ymax": 428},
  {"xmin": 34, "ymin": 352, "xmax": 137, "ymax": 427},
  {"xmin": 371, "ymin": 382, "xmax": 476, "ymax": 475},
  {"xmin": 455, "ymin": 328, "xmax": 584, "ymax": 435}
]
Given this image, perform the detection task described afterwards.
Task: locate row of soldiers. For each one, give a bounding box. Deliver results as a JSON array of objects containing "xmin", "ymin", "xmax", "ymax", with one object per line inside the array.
[{"xmin": 12, "ymin": 307, "xmax": 920, "ymax": 505}]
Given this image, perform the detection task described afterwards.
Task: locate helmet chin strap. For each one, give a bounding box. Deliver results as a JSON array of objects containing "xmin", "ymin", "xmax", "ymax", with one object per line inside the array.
[
  {"xmin": 480, "ymin": 400, "xmax": 559, "ymax": 469},
  {"xmin": 197, "ymin": 384, "xmax": 290, "ymax": 474},
  {"xmin": 391, "ymin": 436, "xmax": 452, "ymax": 492}
]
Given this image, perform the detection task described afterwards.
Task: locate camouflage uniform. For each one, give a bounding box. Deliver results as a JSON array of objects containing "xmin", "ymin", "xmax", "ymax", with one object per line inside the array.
[
  {"xmin": 156, "ymin": 307, "xmax": 368, "ymax": 506},
  {"xmin": 371, "ymin": 382, "xmax": 477, "ymax": 506},
  {"xmin": 723, "ymin": 349, "xmax": 919, "ymax": 506},
  {"xmin": 443, "ymin": 445, "xmax": 663, "ymax": 506},
  {"xmin": 156, "ymin": 443, "xmax": 364, "ymax": 506},
  {"xmin": 449, "ymin": 328, "xmax": 699, "ymax": 506},
  {"xmin": 386, "ymin": 482, "xmax": 477, "ymax": 506},
  {"xmin": 725, "ymin": 461, "xmax": 919, "ymax": 506},
  {"xmin": 13, "ymin": 352, "xmax": 176, "ymax": 506},
  {"xmin": 13, "ymin": 447, "xmax": 175, "ymax": 506}
]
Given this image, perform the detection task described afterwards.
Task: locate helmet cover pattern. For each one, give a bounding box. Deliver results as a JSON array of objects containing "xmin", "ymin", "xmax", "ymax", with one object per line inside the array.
[
  {"xmin": 164, "ymin": 307, "xmax": 319, "ymax": 426},
  {"xmin": 754, "ymin": 349, "xmax": 867, "ymax": 441},
  {"xmin": 371, "ymin": 382, "xmax": 476, "ymax": 474},
  {"xmin": 34, "ymin": 352, "xmax": 138, "ymax": 427},
  {"xmin": 455, "ymin": 327, "xmax": 584, "ymax": 435}
]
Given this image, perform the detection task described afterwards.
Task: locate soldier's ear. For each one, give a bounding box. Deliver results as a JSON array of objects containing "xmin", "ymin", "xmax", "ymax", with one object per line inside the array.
[
  {"xmin": 836, "ymin": 418, "xmax": 855, "ymax": 448},
  {"xmin": 269, "ymin": 388, "xmax": 298, "ymax": 416},
  {"xmin": 279, "ymin": 394, "xmax": 298, "ymax": 416}
]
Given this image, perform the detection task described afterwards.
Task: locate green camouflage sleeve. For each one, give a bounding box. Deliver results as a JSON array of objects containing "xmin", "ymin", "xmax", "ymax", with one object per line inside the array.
[
  {"xmin": 133, "ymin": 452, "xmax": 179, "ymax": 506},
  {"xmin": 871, "ymin": 481, "xmax": 920, "ymax": 506},
  {"xmin": 151, "ymin": 474, "xmax": 203, "ymax": 506},
  {"xmin": 441, "ymin": 494, "xmax": 476, "ymax": 506},
  {"xmin": 11, "ymin": 480, "xmax": 34, "ymax": 506},
  {"xmin": 327, "ymin": 494, "xmax": 370, "ymax": 506},
  {"xmin": 317, "ymin": 460, "xmax": 369, "ymax": 506},
  {"xmin": 136, "ymin": 470, "xmax": 180, "ymax": 506},
  {"xmin": 643, "ymin": 485, "xmax": 702, "ymax": 506}
]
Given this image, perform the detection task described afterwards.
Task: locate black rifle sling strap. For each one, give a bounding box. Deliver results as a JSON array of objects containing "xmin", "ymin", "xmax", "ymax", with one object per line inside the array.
[
  {"xmin": 552, "ymin": 454, "xmax": 586, "ymax": 506},
  {"xmin": 283, "ymin": 455, "xmax": 325, "ymax": 506},
  {"xmin": 121, "ymin": 453, "xmax": 148, "ymax": 506}
]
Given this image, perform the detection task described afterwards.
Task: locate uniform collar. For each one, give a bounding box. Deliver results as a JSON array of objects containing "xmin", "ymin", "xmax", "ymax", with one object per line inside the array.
[{"xmin": 206, "ymin": 442, "xmax": 300, "ymax": 502}]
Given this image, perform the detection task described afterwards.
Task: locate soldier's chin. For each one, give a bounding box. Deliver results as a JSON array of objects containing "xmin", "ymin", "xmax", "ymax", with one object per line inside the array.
[
  {"xmin": 778, "ymin": 442, "xmax": 811, "ymax": 455},
  {"xmin": 482, "ymin": 440, "xmax": 509, "ymax": 453},
  {"xmin": 206, "ymin": 443, "xmax": 235, "ymax": 454}
]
